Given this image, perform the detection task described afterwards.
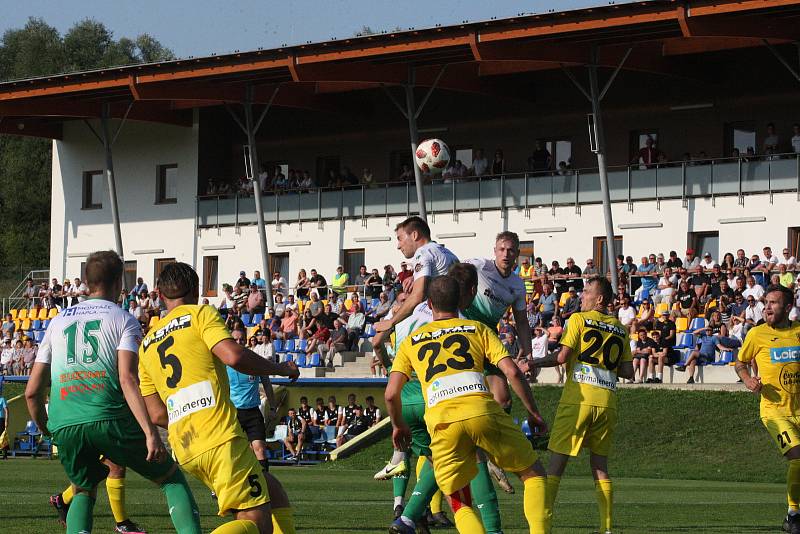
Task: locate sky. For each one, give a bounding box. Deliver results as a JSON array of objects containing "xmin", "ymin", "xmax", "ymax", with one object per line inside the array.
[{"xmin": 0, "ymin": 0, "xmax": 636, "ymax": 59}]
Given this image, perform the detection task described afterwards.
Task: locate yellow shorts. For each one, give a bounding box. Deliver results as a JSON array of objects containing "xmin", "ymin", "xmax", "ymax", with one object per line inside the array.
[
  {"xmin": 762, "ymin": 416, "xmax": 800, "ymax": 455},
  {"xmin": 429, "ymin": 413, "xmax": 538, "ymax": 495},
  {"xmin": 181, "ymin": 436, "xmax": 269, "ymax": 516},
  {"xmin": 548, "ymin": 403, "xmax": 617, "ymax": 457}
]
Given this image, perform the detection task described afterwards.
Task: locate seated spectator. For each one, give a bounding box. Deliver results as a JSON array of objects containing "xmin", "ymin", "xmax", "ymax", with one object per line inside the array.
[
  {"xmin": 547, "ymin": 316, "xmax": 563, "ymax": 351},
  {"xmin": 742, "ymin": 275, "xmax": 765, "ymax": 301},
  {"xmin": 271, "ymin": 271, "xmax": 288, "ymax": 296},
  {"xmin": 218, "ymin": 284, "xmax": 235, "ymax": 313},
  {"xmin": 677, "ymin": 327, "xmax": 729, "ymax": 384},
  {"xmin": 336, "ymin": 405, "xmax": 370, "ymax": 447},
  {"xmin": 744, "ymin": 295, "xmax": 765, "ymax": 327},
  {"xmin": 128, "ymin": 299, "xmax": 145, "ymax": 326},
  {"xmin": 246, "ymin": 284, "xmax": 266, "ymax": 314},
  {"xmin": 284, "ymin": 408, "xmax": 308, "ymax": 462},
  {"xmin": 285, "ymin": 294, "xmax": 298, "ymax": 313},
  {"xmin": 778, "ymin": 264, "xmax": 795, "ymax": 290},
  {"xmin": 295, "ymin": 269, "xmax": 310, "ymax": 301},
  {"xmin": 11, "ymin": 340, "xmax": 24, "ymax": 375},
  {"xmin": 231, "ymin": 285, "xmax": 248, "ymax": 314},
  {"xmin": 253, "ymin": 330, "xmax": 275, "ymax": 361},
  {"xmin": 279, "ymin": 309, "xmax": 299, "ymax": 340},
  {"xmin": 539, "ymin": 283, "xmax": 558, "ymax": 325},
  {"xmin": 632, "ymin": 328, "xmax": 657, "ymax": 383},
  {"xmin": 673, "ymin": 280, "xmax": 697, "ymax": 320},
  {"xmin": 364, "ymin": 396, "xmax": 382, "ymax": 426},
  {"xmin": 699, "ymin": 252, "xmax": 715, "ymax": 270},
  {"xmin": 368, "ymin": 292, "xmax": 392, "ymax": 322},
  {"xmin": 311, "ymin": 398, "xmax": 327, "ymax": 427},
  {"xmin": 502, "ymin": 331, "xmax": 521, "ymax": 359},
  {"xmin": 617, "ymin": 296, "xmax": 636, "ymax": 327},
  {"xmin": 526, "ymin": 299, "xmax": 542, "ymax": 330},
  {"xmin": 342, "ymin": 302, "xmax": 366, "ymax": 351},
  {"xmin": 1, "ymin": 315, "xmax": 14, "ymax": 340},
  {"xmin": 299, "ymin": 309, "xmax": 317, "ymax": 340},
  {"xmin": 560, "ymin": 287, "xmax": 580, "ymax": 321},
  {"xmin": 272, "ymin": 293, "xmax": 287, "ymax": 318},
  {"xmin": 654, "ymin": 267, "xmax": 676, "ymax": 305},
  {"xmin": 308, "ymin": 268, "xmax": 328, "ymax": 300},
  {"xmin": 1, "ymin": 338, "xmax": 13, "ymax": 375},
  {"xmin": 637, "ymin": 300, "xmax": 655, "ymax": 330}
]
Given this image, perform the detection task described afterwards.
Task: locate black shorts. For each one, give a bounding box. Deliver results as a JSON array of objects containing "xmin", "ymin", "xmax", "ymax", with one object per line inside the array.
[{"xmin": 237, "ymin": 407, "xmax": 267, "ymax": 443}]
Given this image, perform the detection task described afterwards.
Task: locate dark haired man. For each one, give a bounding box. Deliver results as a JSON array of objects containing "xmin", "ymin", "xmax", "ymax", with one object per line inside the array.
[
  {"xmin": 530, "ymin": 276, "xmax": 634, "ymax": 534},
  {"xmin": 138, "ymin": 261, "xmax": 299, "ymax": 534},
  {"xmin": 736, "ymin": 285, "xmax": 800, "ymax": 534},
  {"xmin": 26, "ymin": 251, "xmax": 201, "ymax": 534}
]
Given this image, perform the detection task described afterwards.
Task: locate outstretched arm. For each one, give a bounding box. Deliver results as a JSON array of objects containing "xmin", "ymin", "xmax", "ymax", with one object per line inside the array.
[{"xmin": 213, "ymin": 339, "xmax": 299, "ymax": 380}]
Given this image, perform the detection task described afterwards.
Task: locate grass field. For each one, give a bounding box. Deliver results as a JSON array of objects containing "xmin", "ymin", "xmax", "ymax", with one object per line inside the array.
[{"xmin": 0, "ymin": 384, "xmax": 792, "ymax": 532}]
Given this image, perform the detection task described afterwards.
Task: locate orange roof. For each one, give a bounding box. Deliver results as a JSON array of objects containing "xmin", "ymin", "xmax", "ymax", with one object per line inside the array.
[{"xmin": 1, "ymin": 0, "xmax": 799, "ymax": 138}]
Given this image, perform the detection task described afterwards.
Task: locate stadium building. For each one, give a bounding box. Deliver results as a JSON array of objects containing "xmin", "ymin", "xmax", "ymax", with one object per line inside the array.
[{"xmin": 1, "ymin": 0, "xmax": 799, "ymax": 295}]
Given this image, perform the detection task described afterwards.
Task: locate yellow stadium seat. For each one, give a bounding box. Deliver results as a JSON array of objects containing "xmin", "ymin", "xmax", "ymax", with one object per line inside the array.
[
  {"xmin": 296, "ymin": 300, "xmax": 304, "ymax": 314},
  {"xmin": 21, "ymin": 318, "xmax": 31, "ymax": 331},
  {"xmin": 344, "ymin": 298, "xmax": 353, "ymax": 311},
  {"xmin": 558, "ymin": 292, "xmax": 570, "ymax": 307},
  {"xmin": 676, "ymin": 317, "xmax": 689, "ymax": 332},
  {"xmin": 13, "ymin": 320, "xmax": 21, "ymax": 330},
  {"xmin": 9, "ymin": 309, "xmax": 18, "ymax": 320},
  {"xmin": 37, "ymin": 308, "xmax": 48, "ymax": 320},
  {"xmin": 149, "ymin": 316, "xmax": 159, "ymax": 328},
  {"xmin": 654, "ymin": 302, "xmax": 669, "ymax": 316},
  {"xmin": 247, "ymin": 326, "xmax": 259, "ymax": 339},
  {"xmin": 18, "ymin": 309, "xmax": 28, "ymax": 320},
  {"xmin": 671, "ymin": 302, "xmax": 680, "ymax": 311},
  {"xmin": 48, "ymin": 308, "xmax": 58, "ymax": 318},
  {"xmin": 322, "ymin": 299, "xmax": 328, "ymax": 307}
]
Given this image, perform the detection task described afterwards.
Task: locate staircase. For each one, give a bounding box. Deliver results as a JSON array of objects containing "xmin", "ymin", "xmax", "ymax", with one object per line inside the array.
[{"xmin": 1, "ymin": 269, "xmax": 49, "ymax": 316}]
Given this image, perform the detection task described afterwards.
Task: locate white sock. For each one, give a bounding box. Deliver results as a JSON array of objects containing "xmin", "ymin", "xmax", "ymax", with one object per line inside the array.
[
  {"xmin": 657, "ymin": 372, "xmax": 663, "ymax": 379},
  {"xmin": 400, "ymin": 516, "xmax": 415, "ymax": 527},
  {"xmin": 394, "ymin": 496, "xmax": 404, "ymax": 507},
  {"xmin": 390, "ymin": 449, "xmax": 407, "ymax": 465}
]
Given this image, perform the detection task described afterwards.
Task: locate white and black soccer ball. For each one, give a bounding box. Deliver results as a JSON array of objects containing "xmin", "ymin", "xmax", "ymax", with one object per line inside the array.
[{"xmin": 414, "ymin": 138, "xmax": 450, "ymax": 175}]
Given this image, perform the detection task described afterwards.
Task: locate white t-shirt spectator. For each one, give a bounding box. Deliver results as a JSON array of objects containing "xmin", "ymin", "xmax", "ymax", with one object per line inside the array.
[
  {"xmin": 531, "ymin": 332, "xmax": 548, "ymax": 359},
  {"xmin": 658, "ymin": 274, "xmax": 677, "ymax": 296},
  {"xmin": 618, "ymin": 305, "xmax": 636, "ymax": 326},
  {"xmin": 745, "ymin": 301, "xmax": 765, "ymax": 323},
  {"xmin": 472, "ymin": 156, "xmax": 489, "ymax": 176},
  {"xmin": 76, "ymin": 282, "xmax": 89, "ymax": 303},
  {"xmin": 253, "ymin": 342, "xmax": 275, "ymax": 362},
  {"xmin": 778, "ymin": 255, "xmax": 797, "ymax": 267},
  {"xmin": 742, "ymin": 284, "xmax": 765, "ymax": 301},
  {"xmin": 218, "ymin": 293, "xmax": 235, "ymax": 310},
  {"xmin": 699, "ymin": 258, "xmax": 714, "ymax": 270},
  {"xmin": 271, "ymin": 276, "xmax": 287, "ymax": 295},
  {"xmin": 0, "ymin": 347, "xmax": 13, "ymax": 368}
]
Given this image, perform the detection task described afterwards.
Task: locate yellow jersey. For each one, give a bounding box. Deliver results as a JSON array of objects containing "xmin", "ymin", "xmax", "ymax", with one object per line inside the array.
[
  {"xmin": 139, "ymin": 304, "xmax": 244, "ymax": 463},
  {"xmin": 738, "ymin": 321, "xmax": 800, "ymax": 418},
  {"xmin": 392, "ymin": 318, "xmax": 509, "ymax": 428},
  {"xmin": 558, "ymin": 310, "xmax": 632, "ymax": 410}
]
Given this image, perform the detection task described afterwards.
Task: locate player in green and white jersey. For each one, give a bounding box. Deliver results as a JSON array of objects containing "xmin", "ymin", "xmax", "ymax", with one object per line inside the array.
[{"xmin": 25, "ymin": 251, "xmax": 202, "ymax": 534}]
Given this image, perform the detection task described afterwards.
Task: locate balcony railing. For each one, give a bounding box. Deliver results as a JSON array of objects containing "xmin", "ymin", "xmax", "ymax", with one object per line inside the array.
[{"xmin": 197, "ymin": 153, "xmax": 800, "ymax": 228}]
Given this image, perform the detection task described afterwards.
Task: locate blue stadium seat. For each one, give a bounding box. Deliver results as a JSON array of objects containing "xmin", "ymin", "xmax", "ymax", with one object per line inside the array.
[
  {"xmin": 674, "ymin": 332, "xmax": 695, "ymax": 350},
  {"xmin": 273, "ymin": 339, "xmax": 284, "ymax": 352},
  {"xmin": 281, "ymin": 353, "xmax": 294, "ymax": 363},
  {"xmin": 363, "ymin": 324, "xmax": 376, "ymax": 338},
  {"xmin": 360, "ymin": 299, "xmax": 367, "ymax": 311},
  {"xmin": 297, "ymin": 339, "xmax": 308, "ymax": 352},
  {"xmin": 241, "ymin": 313, "xmax": 251, "ymax": 326},
  {"xmin": 714, "ymin": 350, "xmax": 735, "ymax": 365},
  {"xmin": 689, "ymin": 318, "xmax": 706, "ymax": 331},
  {"xmin": 32, "ymin": 320, "xmax": 42, "ymax": 330},
  {"xmin": 296, "ymin": 353, "xmax": 307, "ymax": 367},
  {"xmin": 310, "ymin": 353, "xmax": 321, "ymax": 367},
  {"xmin": 284, "ymin": 339, "xmax": 295, "ymax": 352},
  {"xmin": 252, "ymin": 313, "xmax": 264, "ymax": 326},
  {"xmin": 370, "ymin": 298, "xmax": 380, "ymax": 310},
  {"xmin": 41, "ymin": 319, "xmax": 50, "ymax": 329},
  {"xmin": 34, "ymin": 331, "xmax": 45, "ymax": 343}
]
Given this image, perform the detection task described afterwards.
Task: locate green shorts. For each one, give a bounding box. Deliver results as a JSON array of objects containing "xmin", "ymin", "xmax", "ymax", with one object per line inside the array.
[
  {"xmin": 52, "ymin": 417, "xmax": 175, "ymax": 490},
  {"xmin": 401, "ymin": 403, "xmax": 432, "ymax": 457},
  {"xmin": 484, "ymin": 362, "xmax": 503, "ymax": 377}
]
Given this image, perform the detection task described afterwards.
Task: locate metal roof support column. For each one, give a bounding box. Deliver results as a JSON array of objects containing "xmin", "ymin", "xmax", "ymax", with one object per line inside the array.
[
  {"xmin": 404, "ymin": 71, "xmax": 428, "ymax": 222},
  {"xmin": 100, "ymin": 103, "xmax": 124, "ymax": 259},
  {"xmin": 242, "ymin": 85, "xmax": 276, "ymax": 310}
]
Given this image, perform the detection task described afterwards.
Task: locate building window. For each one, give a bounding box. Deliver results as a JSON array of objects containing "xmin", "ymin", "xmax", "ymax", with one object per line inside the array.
[
  {"xmin": 535, "ymin": 139, "xmax": 572, "ymax": 171},
  {"xmin": 593, "ymin": 236, "xmax": 623, "ymax": 276},
  {"xmin": 315, "ymin": 156, "xmax": 341, "ymax": 187},
  {"xmin": 629, "ymin": 130, "xmax": 659, "ymax": 164},
  {"xmin": 724, "ymin": 121, "xmax": 756, "ymax": 156},
  {"xmin": 688, "ymin": 231, "xmax": 719, "ymax": 262},
  {"xmin": 154, "ymin": 258, "xmax": 176, "ymax": 284},
  {"xmin": 789, "ymin": 227, "xmax": 800, "ymax": 261},
  {"xmin": 452, "ymin": 146, "xmax": 473, "ymax": 170},
  {"xmin": 390, "ymin": 149, "xmax": 413, "ymax": 182},
  {"xmin": 156, "ymin": 164, "xmax": 178, "ymax": 204},
  {"xmin": 269, "ymin": 253, "xmax": 290, "ymax": 288},
  {"xmin": 342, "ymin": 248, "xmax": 365, "ymax": 286},
  {"xmin": 123, "ymin": 261, "xmax": 137, "ymax": 292},
  {"xmin": 203, "ymin": 256, "xmax": 218, "ymax": 297},
  {"xmin": 82, "ymin": 170, "xmax": 103, "ymax": 209},
  {"xmin": 518, "ymin": 241, "xmax": 534, "ymax": 267},
  {"xmin": 261, "ymin": 161, "xmax": 289, "ymax": 190}
]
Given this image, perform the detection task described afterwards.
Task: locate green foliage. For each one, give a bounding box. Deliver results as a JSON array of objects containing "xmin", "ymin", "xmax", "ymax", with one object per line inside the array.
[{"xmin": 0, "ymin": 17, "xmax": 174, "ymax": 283}]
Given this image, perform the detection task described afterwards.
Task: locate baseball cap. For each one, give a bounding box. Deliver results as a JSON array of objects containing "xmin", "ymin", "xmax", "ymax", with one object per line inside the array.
[
  {"xmin": 703, "ymin": 252, "xmax": 711, "ymax": 258},
  {"xmin": 686, "ymin": 248, "xmax": 695, "ymax": 255},
  {"xmin": 660, "ymin": 310, "xmax": 669, "ymax": 315},
  {"xmin": 239, "ymin": 270, "xmax": 246, "ymax": 276}
]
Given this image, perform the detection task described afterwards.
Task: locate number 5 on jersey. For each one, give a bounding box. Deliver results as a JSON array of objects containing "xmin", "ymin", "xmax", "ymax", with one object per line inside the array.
[{"xmin": 157, "ymin": 336, "xmax": 182, "ymax": 388}]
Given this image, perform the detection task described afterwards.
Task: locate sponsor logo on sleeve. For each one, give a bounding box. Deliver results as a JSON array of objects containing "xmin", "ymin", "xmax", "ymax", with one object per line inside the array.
[
  {"xmin": 426, "ymin": 371, "xmax": 488, "ymax": 407},
  {"xmin": 166, "ymin": 380, "xmax": 216, "ymax": 425}
]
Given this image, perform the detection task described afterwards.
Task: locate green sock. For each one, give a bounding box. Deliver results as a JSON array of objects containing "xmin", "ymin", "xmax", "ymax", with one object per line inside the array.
[
  {"xmin": 392, "ymin": 458, "xmax": 411, "ymax": 506},
  {"xmin": 401, "ymin": 459, "xmax": 439, "ymax": 522},
  {"xmin": 66, "ymin": 493, "xmax": 95, "ymax": 534},
  {"xmin": 160, "ymin": 469, "xmax": 202, "ymax": 534},
  {"xmin": 471, "ymin": 462, "xmax": 502, "ymax": 533}
]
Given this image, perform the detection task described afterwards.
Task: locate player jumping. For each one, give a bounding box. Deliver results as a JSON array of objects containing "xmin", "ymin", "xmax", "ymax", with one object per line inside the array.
[
  {"xmin": 139, "ymin": 262, "xmax": 299, "ymax": 534},
  {"xmin": 529, "ymin": 276, "xmax": 633, "ymax": 534},
  {"xmin": 386, "ymin": 275, "xmax": 550, "ymax": 534},
  {"xmin": 25, "ymin": 251, "xmax": 202, "ymax": 534},
  {"xmin": 735, "ymin": 284, "xmax": 800, "ymax": 534}
]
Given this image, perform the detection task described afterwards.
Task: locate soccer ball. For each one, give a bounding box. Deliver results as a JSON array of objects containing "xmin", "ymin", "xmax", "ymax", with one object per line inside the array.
[{"xmin": 415, "ymin": 139, "xmax": 450, "ymax": 174}]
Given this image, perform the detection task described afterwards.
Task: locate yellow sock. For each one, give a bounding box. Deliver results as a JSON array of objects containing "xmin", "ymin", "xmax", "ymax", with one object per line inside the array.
[
  {"xmin": 788, "ymin": 459, "xmax": 800, "ymax": 512},
  {"xmin": 595, "ymin": 479, "xmax": 613, "ymax": 532},
  {"xmin": 545, "ymin": 475, "xmax": 561, "ymax": 514},
  {"xmin": 272, "ymin": 507, "xmax": 295, "ymax": 534},
  {"xmin": 105, "ymin": 477, "xmax": 127, "ymax": 523},
  {"xmin": 62, "ymin": 485, "xmax": 74, "ymax": 505},
  {"xmin": 453, "ymin": 506, "xmax": 486, "ymax": 534},
  {"xmin": 523, "ymin": 476, "xmax": 549, "ymax": 534},
  {"xmin": 211, "ymin": 519, "xmax": 259, "ymax": 534},
  {"xmin": 430, "ymin": 489, "xmax": 444, "ymax": 515}
]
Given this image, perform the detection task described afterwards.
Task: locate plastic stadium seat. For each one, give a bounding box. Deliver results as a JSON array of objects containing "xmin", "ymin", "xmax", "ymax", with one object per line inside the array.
[
  {"xmin": 273, "ymin": 339, "xmax": 284, "ymax": 352},
  {"xmin": 675, "ymin": 317, "xmax": 689, "ymax": 333},
  {"xmin": 297, "ymin": 339, "xmax": 308, "ymax": 352},
  {"xmin": 32, "ymin": 320, "xmax": 41, "ymax": 330},
  {"xmin": 370, "ymin": 298, "xmax": 379, "ymax": 310},
  {"xmin": 654, "ymin": 303, "xmax": 669, "ymax": 316},
  {"xmin": 18, "ymin": 309, "xmax": 28, "ymax": 320},
  {"xmin": 253, "ymin": 313, "xmax": 264, "ymax": 326},
  {"xmin": 321, "ymin": 299, "xmax": 328, "ymax": 307},
  {"xmin": 558, "ymin": 292, "xmax": 570, "ymax": 307},
  {"xmin": 716, "ymin": 350, "xmax": 735, "ymax": 365},
  {"xmin": 364, "ymin": 324, "xmax": 376, "ymax": 337},
  {"xmin": 296, "ymin": 301, "xmax": 304, "ymax": 314},
  {"xmin": 21, "ymin": 319, "xmax": 31, "ymax": 331},
  {"xmin": 42, "ymin": 319, "xmax": 50, "ymax": 329},
  {"xmin": 310, "ymin": 353, "xmax": 321, "ymax": 367},
  {"xmin": 284, "ymin": 339, "xmax": 296, "ymax": 352},
  {"xmin": 48, "ymin": 308, "xmax": 58, "ymax": 319},
  {"xmin": 241, "ymin": 313, "xmax": 251, "ymax": 327},
  {"xmin": 689, "ymin": 318, "xmax": 706, "ymax": 331},
  {"xmin": 344, "ymin": 298, "xmax": 353, "ymax": 311},
  {"xmin": 34, "ymin": 331, "xmax": 45, "ymax": 343},
  {"xmin": 13, "ymin": 320, "xmax": 21, "ymax": 330},
  {"xmin": 360, "ymin": 298, "xmax": 367, "ymax": 311},
  {"xmin": 674, "ymin": 333, "xmax": 695, "ymax": 350},
  {"xmin": 37, "ymin": 308, "xmax": 48, "ymax": 320},
  {"xmin": 281, "ymin": 353, "xmax": 294, "ymax": 364},
  {"xmin": 296, "ymin": 353, "xmax": 307, "ymax": 367},
  {"xmin": 9, "ymin": 309, "xmax": 18, "ymax": 320}
]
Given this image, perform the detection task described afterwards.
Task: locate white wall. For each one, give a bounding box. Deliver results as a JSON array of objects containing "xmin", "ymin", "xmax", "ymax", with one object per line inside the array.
[{"xmin": 51, "ymin": 116, "xmax": 199, "ymax": 284}]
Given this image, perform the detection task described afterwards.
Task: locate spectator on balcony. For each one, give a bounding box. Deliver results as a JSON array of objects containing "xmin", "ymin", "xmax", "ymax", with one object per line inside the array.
[
  {"xmin": 365, "ymin": 268, "xmax": 383, "ymax": 299},
  {"xmin": 635, "ymin": 256, "xmax": 657, "ymax": 302},
  {"xmin": 684, "ymin": 249, "xmax": 700, "ymax": 270},
  {"xmin": 557, "ymin": 161, "xmax": 572, "ymax": 176},
  {"xmin": 732, "ymin": 249, "xmax": 748, "ymax": 270},
  {"xmin": 50, "ymin": 278, "xmax": 64, "ymax": 309},
  {"xmin": 250, "ymin": 270, "xmax": 266, "ymax": 290},
  {"xmin": 37, "ymin": 280, "xmax": 52, "ymax": 310},
  {"xmin": 308, "ymin": 268, "xmax": 328, "ymax": 300},
  {"xmin": 563, "ymin": 257, "xmax": 583, "ymax": 291},
  {"xmin": 539, "ymin": 282, "xmax": 558, "ymax": 326},
  {"xmin": 235, "ymin": 271, "xmax": 251, "ymax": 290},
  {"xmin": 22, "ymin": 279, "xmax": 38, "ymax": 309},
  {"xmin": 742, "ymin": 275, "xmax": 765, "ymax": 301},
  {"xmin": 75, "ymin": 277, "xmax": 89, "ymax": 305},
  {"xmin": 699, "ymin": 253, "xmax": 715, "ymax": 271},
  {"xmin": 492, "ymin": 148, "xmax": 506, "ymax": 175},
  {"xmin": 791, "ymin": 123, "xmax": 800, "ymax": 154},
  {"xmin": 666, "ymin": 250, "xmax": 682, "ymax": 269},
  {"xmin": 357, "ymin": 167, "xmax": 375, "ymax": 188},
  {"xmin": 764, "ymin": 122, "xmax": 779, "ymax": 153},
  {"xmin": 674, "ymin": 280, "xmax": 697, "ymax": 320},
  {"xmin": 759, "ymin": 246, "xmax": 779, "ymax": 272},
  {"xmin": 271, "ymin": 271, "xmax": 287, "ymax": 297},
  {"xmin": 331, "ymin": 266, "xmax": 349, "ymax": 299},
  {"xmin": 471, "ymin": 148, "xmax": 489, "ymax": 176},
  {"xmin": 272, "ymin": 166, "xmax": 287, "ymax": 189},
  {"xmin": 527, "ymin": 140, "xmax": 552, "ymax": 173},
  {"xmin": 354, "ymin": 265, "xmax": 369, "ymax": 294},
  {"xmin": 294, "ymin": 269, "xmax": 310, "ymax": 301},
  {"xmin": 397, "ymin": 163, "xmax": 414, "ymax": 182},
  {"xmin": 778, "ymin": 264, "xmax": 796, "ymax": 290},
  {"xmin": 748, "ymin": 254, "xmax": 762, "ymax": 272},
  {"xmin": 548, "ymin": 260, "xmax": 565, "ymax": 295},
  {"xmin": 635, "ymin": 136, "xmax": 661, "ymax": 168},
  {"xmin": 299, "ymin": 170, "xmax": 314, "ymax": 190},
  {"xmin": 583, "ymin": 258, "xmax": 599, "ymax": 277},
  {"xmin": 778, "ymin": 248, "xmax": 797, "ymax": 268},
  {"xmin": 719, "ymin": 252, "xmax": 735, "ymax": 273},
  {"xmin": 560, "ymin": 287, "xmax": 580, "ymax": 321},
  {"xmin": 652, "ymin": 254, "xmax": 666, "ymax": 275},
  {"xmin": 246, "ymin": 284, "xmax": 266, "ymax": 315}
]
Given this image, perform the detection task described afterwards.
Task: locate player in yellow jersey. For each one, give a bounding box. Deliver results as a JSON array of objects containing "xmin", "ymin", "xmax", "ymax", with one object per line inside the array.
[
  {"xmin": 139, "ymin": 263, "xmax": 300, "ymax": 534},
  {"xmin": 530, "ymin": 276, "xmax": 633, "ymax": 534},
  {"xmin": 385, "ymin": 275, "xmax": 550, "ymax": 534},
  {"xmin": 735, "ymin": 284, "xmax": 800, "ymax": 534}
]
